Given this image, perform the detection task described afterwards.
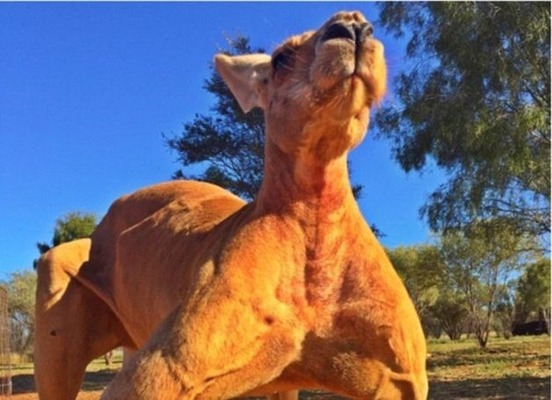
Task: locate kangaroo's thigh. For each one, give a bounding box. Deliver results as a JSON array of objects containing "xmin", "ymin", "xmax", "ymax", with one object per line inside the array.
[{"xmin": 35, "ymin": 274, "xmax": 129, "ymax": 400}]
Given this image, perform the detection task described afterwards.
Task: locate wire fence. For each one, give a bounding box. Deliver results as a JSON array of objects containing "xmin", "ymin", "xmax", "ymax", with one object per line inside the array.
[{"xmin": 0, "ymin": 287, "xmax": 11, "ymax": 397}]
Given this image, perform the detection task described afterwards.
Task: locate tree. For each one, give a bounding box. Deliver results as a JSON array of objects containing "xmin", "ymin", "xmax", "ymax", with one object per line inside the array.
[
  {"xmin": 376, "ymin": 3, "xmax": 550, "ymax": 242},
  {"xmin": 165, "ymin": 35, "xmax": 367, "ymax": 203},
  {"xmin": 515, "ymin": 258, "xmax": 551, "ymax": 334},
  {"xmin": 429, "ymin": 290, "xmax": 469, "ymax": 341},
  {"xmin": 1, "ymin": 271, "xmax": 37, "ymax": 357},
  {"xmin": 387, "ymin": 244, "xmax": 445, "ymax": 338},
  {"xmin": 386, "ymin": 245, "xmax": 444, "ymax": 319},
  {"xmin": 165, "ymin": 36, "xmax": 266, "ymax": 200},
  {"xmin": 438, "ymin": 219, "xmax": 535, "ymax": 347},
  {"xmin": 35, "ymin": 211, "xmax": 97, "ymax": 259},
  {"xmin": 493, "ymin": 281, "xmax": 518, "ymax": 339},
  {"xmin": 387, "ymin": 244, "xmax": 478, "ymax": 340}
]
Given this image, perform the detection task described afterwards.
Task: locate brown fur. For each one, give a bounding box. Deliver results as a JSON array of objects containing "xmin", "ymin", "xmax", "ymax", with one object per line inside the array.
[
  {"xmin": 34, "ymin": 239, "xmax": 128, "ymax": 399},
  {"xmin": 35, "ymin": 182, "xmax": 296, "ymax": 399},
  {"xmin": 35, "ymin": 11, "xmax": 427, "ymax": 400}
]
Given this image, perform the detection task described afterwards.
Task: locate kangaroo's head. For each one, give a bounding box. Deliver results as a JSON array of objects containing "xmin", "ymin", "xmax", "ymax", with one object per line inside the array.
[{"xmin": 215, "ymin": 11, "xmax": 386, "ymax": 162}]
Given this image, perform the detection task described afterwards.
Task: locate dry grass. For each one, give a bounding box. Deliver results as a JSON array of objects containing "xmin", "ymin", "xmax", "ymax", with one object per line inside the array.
[
  {"xmin": 7, "ymin": 336, "xmax": 550, "ymax": 399},
  {"xmin": 427, "ymin": 335, "xmax": 550, "ymax": 399}
]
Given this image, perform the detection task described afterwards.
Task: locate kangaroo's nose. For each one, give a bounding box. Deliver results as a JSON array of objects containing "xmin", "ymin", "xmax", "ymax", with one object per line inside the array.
[{"xmin": 321, "ymin": 21, "xmax": 373, "ymax": 44}]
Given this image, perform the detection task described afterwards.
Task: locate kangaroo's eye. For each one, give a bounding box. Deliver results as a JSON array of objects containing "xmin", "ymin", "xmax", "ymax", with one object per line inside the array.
[{"xmin": 272, "ymin": 49, "xmax": 293, "ymax": 71}]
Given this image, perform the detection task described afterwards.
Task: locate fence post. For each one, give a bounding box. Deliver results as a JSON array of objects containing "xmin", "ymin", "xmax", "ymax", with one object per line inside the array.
[{"xmin": 0, "ymin": 287, "xmax": 11, "ymax": 397}]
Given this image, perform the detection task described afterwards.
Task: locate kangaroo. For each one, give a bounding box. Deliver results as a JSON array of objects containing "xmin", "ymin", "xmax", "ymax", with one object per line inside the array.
[
  {"xmin": 36, "ymin": 10, "xmax": 427, "ymax": 400},
  {"xmin": 99, "ymin": 11, "xmax": 428, "ymax": 399}
]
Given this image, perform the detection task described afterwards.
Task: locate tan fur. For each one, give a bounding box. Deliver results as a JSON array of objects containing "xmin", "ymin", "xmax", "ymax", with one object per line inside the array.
[
  {"xmin": 34, "ymin": 239, "xmax": 129, "ymax": 400},
  {"xmin": 35, "ymin": 182, "xmax": 295, "ymax": 399},
  {"xmin": 35, "ymin": 11, "xmax": 427, "ymax": 400}
]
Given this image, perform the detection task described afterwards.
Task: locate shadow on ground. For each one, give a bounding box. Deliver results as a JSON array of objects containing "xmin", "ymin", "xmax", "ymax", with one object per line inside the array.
[
  {"xmin": 12, "ymin": 374, "xmax": 35, "ymax": 394},
  {"xmin": 429, "ymin": 376, "xmax": 550, "ymax": 400},
  {"xmin": 13, "ymin": 371, "xmax": 551, "ymax": 399},
  {"xmin": 12, "ymin": 370, "xmax": 116, "ymax": 394}
]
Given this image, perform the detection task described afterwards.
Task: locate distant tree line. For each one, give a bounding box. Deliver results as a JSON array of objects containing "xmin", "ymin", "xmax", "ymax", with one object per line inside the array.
[{"xmin": 389, "ymin": 237, "xmax": 550, "ymax": 348}]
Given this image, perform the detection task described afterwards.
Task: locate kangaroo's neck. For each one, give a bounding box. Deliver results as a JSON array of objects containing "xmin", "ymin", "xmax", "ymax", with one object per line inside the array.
[
  {"xmin": 254, "ymin": 135, "xmax": 367, "ymax": 306},
  {"xmin": 254, "ymin": 137, "xmax": 360, "ymax": 229}
]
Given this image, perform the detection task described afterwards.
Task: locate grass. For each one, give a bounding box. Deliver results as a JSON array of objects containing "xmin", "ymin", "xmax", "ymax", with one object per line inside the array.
[
  {"xmin": 426, "ymin": 335, "xmax": 550, "ymax": 399},
  {"xmin": 427, "ymin": 335, "xmax": 550, "ymax": 378},
  {"xmin": 8, "ymin": 336, "xmax": 551, "ymax": 399},
  {"xmin": 6, "ymin": 349, "xmax": 124, "ymax": 377}
]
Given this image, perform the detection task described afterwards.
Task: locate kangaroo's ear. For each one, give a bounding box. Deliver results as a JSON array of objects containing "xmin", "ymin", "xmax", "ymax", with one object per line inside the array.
[{"xmin": 214, "ymin": 53, "xmax": 272, "ymax": 113}]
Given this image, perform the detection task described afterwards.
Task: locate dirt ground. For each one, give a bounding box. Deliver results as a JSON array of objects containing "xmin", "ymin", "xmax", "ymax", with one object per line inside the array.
[
  {"xmin": 7, "ymin": 370, "xmax": 346, "ymax": 400},
  {"xmin": 7, "ymin": 347, "xmax": 551, "ymax": 400},
  {"xmin": 8, "ymin": 370, "xmax": 111, "ymax": 399},
  {"xmin": 7, "ymin": 372, "xmax": 552, "ymax": 400},
  {"xmin": 11, "ymin": 393, "xmax": 101, "ymax": 400},
  {"xmin": 8, "ymin": 373, "xmax": 551, "ymax": 400}
]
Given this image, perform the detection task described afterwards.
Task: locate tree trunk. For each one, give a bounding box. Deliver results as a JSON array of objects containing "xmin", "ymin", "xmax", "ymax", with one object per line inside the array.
[{"xmin": 539, "ymin": 307, "xmax": 551, "ymax": 335}]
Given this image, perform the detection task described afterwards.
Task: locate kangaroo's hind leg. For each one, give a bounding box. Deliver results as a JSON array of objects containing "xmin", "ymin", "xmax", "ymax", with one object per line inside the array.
[{"xmin": 34, "ymin": 239, "xmax": 132, "ymax": 400}]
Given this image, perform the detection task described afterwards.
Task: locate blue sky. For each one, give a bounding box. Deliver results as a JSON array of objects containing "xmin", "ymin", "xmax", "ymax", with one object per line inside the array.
[{"xmin": 0, "ymin": 2, "xmax": 445, "ymax": 278}]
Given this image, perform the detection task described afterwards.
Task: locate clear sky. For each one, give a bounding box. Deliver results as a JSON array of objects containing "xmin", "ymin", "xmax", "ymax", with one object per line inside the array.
[{"xmin": 0, "ymin": 2, "xmax": 445, "ymax": 278}]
